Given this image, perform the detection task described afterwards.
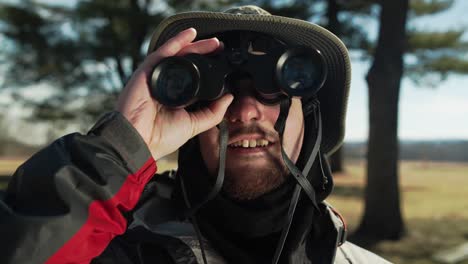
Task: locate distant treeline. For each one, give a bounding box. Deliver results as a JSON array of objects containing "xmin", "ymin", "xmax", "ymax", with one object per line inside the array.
[
  {"xmin": 1, "ymin": 138, "xmax": 468, "ymax": 162},
  {"xmin": 344, "ymin": 140, "xmax": 468, "ymax": 162}
]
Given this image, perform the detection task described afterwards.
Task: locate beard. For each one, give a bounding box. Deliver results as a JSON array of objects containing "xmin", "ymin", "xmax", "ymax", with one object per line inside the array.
[
  {"xmin": 199, "ymin": 122, "xmax": 297, "ymax": 201},
  {"xmin": 221, "ymin": 148, "xmax": 290, "ymax": 201}
]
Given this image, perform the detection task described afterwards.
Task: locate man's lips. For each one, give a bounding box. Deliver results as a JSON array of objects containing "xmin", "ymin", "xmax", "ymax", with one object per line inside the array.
[
  {"xmin": 226, "ymin": 134, "xmax": 277, "ymax": 159},
  {"xmin": 227, "ymin": 134, "xmax": 276, "ymax": 148}
]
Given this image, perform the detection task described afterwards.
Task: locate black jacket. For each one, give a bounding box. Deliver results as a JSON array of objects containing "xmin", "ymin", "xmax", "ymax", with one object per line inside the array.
[{"xmin": 0, "ymin": 112, "xmax": 390, "ymax": 264}]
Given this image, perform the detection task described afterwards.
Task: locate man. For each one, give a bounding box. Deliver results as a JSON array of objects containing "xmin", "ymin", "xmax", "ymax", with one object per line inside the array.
[{"xmin": 0, "ymin": 5, "xmax": 391, "ymax": 264}]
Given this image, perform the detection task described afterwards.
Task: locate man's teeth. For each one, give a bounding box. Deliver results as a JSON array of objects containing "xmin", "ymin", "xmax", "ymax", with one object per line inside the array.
[{"xmin": 229, "ymin": 139, "xmax": 270, "ymax": 148}]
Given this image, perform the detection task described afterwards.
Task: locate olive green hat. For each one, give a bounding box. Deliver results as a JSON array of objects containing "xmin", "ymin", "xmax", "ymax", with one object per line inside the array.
[{"xmin": 148, "ymin": 5, "xmax": 351, "ymax": 154}]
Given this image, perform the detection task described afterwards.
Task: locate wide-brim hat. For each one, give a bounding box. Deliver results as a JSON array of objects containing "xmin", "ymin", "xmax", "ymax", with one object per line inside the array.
[{"xmin": 148, "ymin": 5, "xmax": 351, "ymax": 155}]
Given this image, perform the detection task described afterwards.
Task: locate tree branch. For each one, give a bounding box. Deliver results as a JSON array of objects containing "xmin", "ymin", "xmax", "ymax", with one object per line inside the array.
[{"xmin": 115, "ymin": 56, "xmax": 126, "ymax": 87}]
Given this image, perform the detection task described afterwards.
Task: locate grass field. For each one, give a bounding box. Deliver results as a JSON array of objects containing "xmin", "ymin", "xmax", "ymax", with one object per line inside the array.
[
  {"xmin": 0, "ymin": 159, "xmax": 24, "ymax": 190},
  {"xmin": 1, "ymin": 158, "xmax": 467, "ymax": 263},
  {"xmin": 328, "ymin": 160, "xmax": 468, "ymax": 264}
]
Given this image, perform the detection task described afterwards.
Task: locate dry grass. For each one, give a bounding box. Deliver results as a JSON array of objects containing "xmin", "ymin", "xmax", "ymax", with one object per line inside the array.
[
  {"xmin": 328, "ymin": 160, "xmax": 468, "ymax": 264},
  {"xmin": 0, "ymin": 159, "xmax": 24, "ymax": 190},
  {"xmin": 0, "ymin": 158, "xmax": 179, "ymax": 190},
  {"xmin": 0, "ymin": 159, "xmax": 24, "ymax": 176}
]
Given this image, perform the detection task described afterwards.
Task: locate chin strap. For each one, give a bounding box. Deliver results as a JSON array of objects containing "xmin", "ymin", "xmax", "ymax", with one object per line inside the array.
[
  {"xmin": 183, "ymin": 120, "xmax": 228, "ymax": 218},
  {"xmin": 273, "ymin": 99, "xmax": 320, "ymax": 208},
  {"xmin": 271, "ymin": 98, "xmax": 322, "ymax": 264},
  {"xmin": 180, "ymin": 120, "xmax": 229, "ymax": 264}
]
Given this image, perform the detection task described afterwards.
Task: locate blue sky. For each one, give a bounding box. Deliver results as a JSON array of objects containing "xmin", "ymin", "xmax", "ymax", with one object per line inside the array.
[
  {"xmin": 346, "ymin": 59, "xmax": 468, "ymax": 141},
  {"xmin": 1, "ymin": 0, "xmax": 467, "ymax": 144},
  {"xmin": 345, "ymin": 0, "xmax": 468, "ymax": 141}
]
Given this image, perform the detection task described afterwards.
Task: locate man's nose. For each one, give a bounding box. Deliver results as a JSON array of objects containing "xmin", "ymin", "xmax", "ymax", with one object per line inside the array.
[{"xmin": 226, "ymin": 95, "xmax": 263, "ymax": 123}]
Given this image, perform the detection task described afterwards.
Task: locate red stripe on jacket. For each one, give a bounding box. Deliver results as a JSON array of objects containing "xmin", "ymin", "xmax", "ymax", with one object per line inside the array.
[{"xmin": 45, "ymin": 158, "xmax": 157, "ymax": 264}]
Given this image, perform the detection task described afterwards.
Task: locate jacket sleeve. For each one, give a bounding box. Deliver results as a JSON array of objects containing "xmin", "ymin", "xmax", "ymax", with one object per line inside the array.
[{"xmin": 0, "ymin": 112, "xmax": 158, "ymax": 264}]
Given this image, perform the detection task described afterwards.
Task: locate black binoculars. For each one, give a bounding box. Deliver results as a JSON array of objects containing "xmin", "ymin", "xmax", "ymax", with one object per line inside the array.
[{"xmin": 149, "ymin": 40, "xmax": 327, "ymax": 108}]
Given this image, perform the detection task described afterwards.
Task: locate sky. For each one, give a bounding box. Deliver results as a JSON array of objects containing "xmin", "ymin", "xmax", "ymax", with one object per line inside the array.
[
  {"xmin": 343, "ymin": 0, "xmax": 468, "ymax": 141},
  {"xmin": 346, "ymin": 58, "xmax": 468, "ymax": 141},
  {"xmin": 1, "ymin": 0, "xmax": 468, "ymax": 145}
]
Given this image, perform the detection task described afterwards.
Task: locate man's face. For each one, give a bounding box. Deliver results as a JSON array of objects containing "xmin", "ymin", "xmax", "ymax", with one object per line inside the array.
[{"xmin": 198, "ymin": 83, "xmax": 304, "ymax": 200}]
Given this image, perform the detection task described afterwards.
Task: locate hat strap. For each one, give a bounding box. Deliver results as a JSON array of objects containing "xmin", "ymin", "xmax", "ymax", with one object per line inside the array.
[
  {"xmin": 274, "ymin": 98, "xmax": 319, "ymax": 208},
  {"xmin": 179, "ymin": 120, "xmax": 229, "ymax": 264},
  {"xmin": 272, "ymin": 100, "xmax": 322, "ymax": 264},
  {"xmin": 183, "ymin": 120, "xmax": 228, "ymax": 217}
]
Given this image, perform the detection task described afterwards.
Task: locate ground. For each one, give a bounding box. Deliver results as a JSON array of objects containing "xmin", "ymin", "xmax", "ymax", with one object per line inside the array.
[{"xmin": 328, "ymin": 160, "xmax": 468, "ymax": 264}]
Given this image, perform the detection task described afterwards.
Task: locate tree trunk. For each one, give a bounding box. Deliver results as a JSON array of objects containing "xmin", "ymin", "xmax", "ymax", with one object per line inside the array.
[
  {"xmin": 326, "ymin": 0, "xmax": 341, "ymax": 36},
  {"xmin": 326, "ymin": 0, "xmax": 344, "ymax": 174},
  {"xmin": 353, "ymin": 0, "xmax": 407, "ymax": 243},
  {"xmin": 329, "ymin": 146, "xmax": 344, "ymax": 173}
]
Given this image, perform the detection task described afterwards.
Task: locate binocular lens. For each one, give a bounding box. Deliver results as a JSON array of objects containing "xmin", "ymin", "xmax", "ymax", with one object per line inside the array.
[
  {"xmin": 150, "ymin": 58, "xmax": 199, "ymax": 107},
  {"xmin": 276, "ymin": 48, "xmax": 326, "ymax": 98},
  {"xmin": 282, "ymin": 56, "xmax": 316, "ymax": 90}
]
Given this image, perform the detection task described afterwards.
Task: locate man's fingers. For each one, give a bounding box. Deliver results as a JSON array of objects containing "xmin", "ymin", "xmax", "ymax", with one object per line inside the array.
[
  {"xmin": 189, "ymin": 94, "xmax": 234, "ymax": 136},
  {"xmin": 217, "ymin": 41, "xmax": 225, "ymax": 52},
  {"xmin": 140, "ymin": 28, "xmax": 197, "ymax": 71},
  {"xmin": 158, "ymin": 28, "xmax": 197, "ymax": 57},
  {"xmin": 177, "ymin": 37, "xmax": 220, "ymax": 56}
]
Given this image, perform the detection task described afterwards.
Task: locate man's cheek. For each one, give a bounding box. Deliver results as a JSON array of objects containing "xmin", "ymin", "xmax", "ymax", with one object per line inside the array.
[
  {"xmin": 199, "ymin": 131, "xmax": 221, "ymax": 173},
  {"xmin": 199, "ymin": 129, "xmax": 217, "ymax": 148}
]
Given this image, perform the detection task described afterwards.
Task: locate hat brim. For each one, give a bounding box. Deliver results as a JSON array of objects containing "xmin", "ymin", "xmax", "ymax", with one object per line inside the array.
[{"xmin": 148, "ymin": 11, "xmax": 351, "ymax": 155}]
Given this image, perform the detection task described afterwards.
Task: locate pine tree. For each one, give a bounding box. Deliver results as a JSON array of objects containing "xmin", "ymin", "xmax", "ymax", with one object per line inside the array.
[
  {"xmin": 354, "ymin": 0, "xmax": 468, "ymax": 243},
  {"xmin": 0, "ymin": 0, "xmax": 166, "ymax": 125}
]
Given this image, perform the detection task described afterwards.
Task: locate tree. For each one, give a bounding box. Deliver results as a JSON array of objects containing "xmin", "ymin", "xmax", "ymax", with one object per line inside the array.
[
  {"xmin": 0, "ymin": 0, "xmax": 350, "ymax": 134},
  {"xmin": 0, "ymin": 0, "xmax": 166, "ymax": 126},
  {"xmin": 354, "ymin": 0, "xmax": 468, "ymax": 243},
  {"xmin": 324, "ymin": 0, "xmax": 371, "ymax": 173},
  {"xmin": 262, "ymin": 0, "xmax": 375, "ymax": 173},
  {"xmin": 323, "ymin": 0, "xmax": 347, "ymax": 173},
  {"xmin": 0, "ymin": 0, "xmax": 371, "ymax": 170},
  {"xmin": 353, "ymin": 0, "xmax": 409, "ymax": 243},
  {"xmin": 405, "ymin": 4, "xmax": 468, "ymax": 83}
]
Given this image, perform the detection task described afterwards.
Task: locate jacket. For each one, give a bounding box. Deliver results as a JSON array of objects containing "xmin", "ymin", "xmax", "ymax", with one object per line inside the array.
[{"xmin": 0, "ymin": 112, "xmax": 391, "ymax": 264}]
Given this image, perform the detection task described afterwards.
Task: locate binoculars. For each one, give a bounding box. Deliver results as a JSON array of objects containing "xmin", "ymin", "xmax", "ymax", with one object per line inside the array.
[{"xmin": 149, "ymin": 41, "xmax": 327, "ymax": 108}]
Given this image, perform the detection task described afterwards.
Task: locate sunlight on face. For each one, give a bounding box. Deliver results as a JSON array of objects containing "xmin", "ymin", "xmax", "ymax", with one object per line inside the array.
[{"xmin": 198, "ymin": 96, "xmax": 304, "ymax": 200}]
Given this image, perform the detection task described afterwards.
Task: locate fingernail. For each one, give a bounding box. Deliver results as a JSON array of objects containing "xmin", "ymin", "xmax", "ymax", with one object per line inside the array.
[{"xmin": 184, "ymin": 27, "xmax": 196, "ymax": 34}]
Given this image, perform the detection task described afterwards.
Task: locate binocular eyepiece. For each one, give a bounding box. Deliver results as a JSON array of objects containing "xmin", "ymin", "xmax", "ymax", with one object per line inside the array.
[{"xmin": 149, "ymin": 42, "xmax": 327, "ymax": 108}]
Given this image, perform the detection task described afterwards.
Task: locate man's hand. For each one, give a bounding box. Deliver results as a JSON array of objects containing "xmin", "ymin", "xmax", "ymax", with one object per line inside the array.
[{"xmin": 116, "ymin": 28, "xmax": 233, "ymax": 160}]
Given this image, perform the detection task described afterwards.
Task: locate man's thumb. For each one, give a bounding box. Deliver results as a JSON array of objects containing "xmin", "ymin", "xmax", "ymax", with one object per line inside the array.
[{"xmin": 189, "ymin": 94, "xmax": 234, "ymax": 136}]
